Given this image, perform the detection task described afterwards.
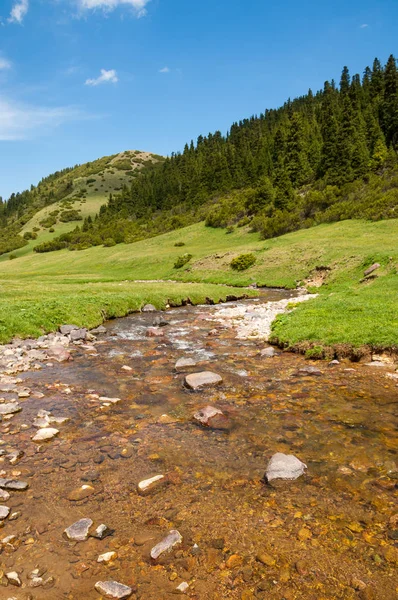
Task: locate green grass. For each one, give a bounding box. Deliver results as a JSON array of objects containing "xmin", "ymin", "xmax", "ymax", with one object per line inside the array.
[{"xmin": 0, "ymin": 218, "xmax": 397, "ymax": 350}]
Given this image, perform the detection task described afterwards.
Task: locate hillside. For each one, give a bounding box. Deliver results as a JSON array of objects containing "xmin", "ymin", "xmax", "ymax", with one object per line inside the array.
[{"xmin": 0, "ymin": 149, "xmax": 163, "ymax": 259}]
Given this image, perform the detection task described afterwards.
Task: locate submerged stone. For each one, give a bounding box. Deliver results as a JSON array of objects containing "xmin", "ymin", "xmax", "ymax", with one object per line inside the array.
[
  {"xmin": 0, "ymin": 402, "xmax": 21, "ymax": 416},
  {"xmin": 265, "ymin": 453, "xmax": 307, "ymax": 482},
  {"xmin": 175, "ymin": 357, "xmax": 197, "ymax": 371},
  {"xmin": 92, "ymin": 523, "xmax": 114, "ymax": 540},
  {"xmin": 137, "ymin": 474, "xmax": 166, "ymax": 496},
  {"xmin": 260, "ymin": 347, "xmax": 277, "ymax": 358},
  {"xmin": 64, "ymin": 518, "xmax": 93, "ymax": 541},
  {"xmin": 0, "ymin": 478, "xmax": 29, "ymax": 491},
  {"xmin": 68, "ymin": 485, "xmax": 95, "ymax": 501},
  {"xmin": 184, "ymin": 371, "xmax": 223, "ymax": 390},
  {"xmin": 32, "ymin": 427, "xmax": 59, "ymax": 442},
  {"xmin": 193, "ymin": 405, "xmax": 230, "ymax": 430},
  {"xmin": 94, "ymin": 581, "xmax": 132, "ymax": 599},
  {"xmin": 0, "ymin": 505, "xmax": 10, "ymax": 519},
  {"xmin": 150, "ymin": 529, "xmax": 183, "ymax": 560}
]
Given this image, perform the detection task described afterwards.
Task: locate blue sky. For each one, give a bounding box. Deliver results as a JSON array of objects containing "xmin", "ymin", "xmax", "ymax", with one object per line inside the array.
[{"xmin": 0, "ymin": 0, "xmax": 397, "ymax": 199}]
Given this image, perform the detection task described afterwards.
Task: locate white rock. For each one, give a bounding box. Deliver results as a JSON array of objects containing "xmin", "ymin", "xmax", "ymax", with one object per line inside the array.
[
  {"xmin": 265, "ymin": 453, "xmax": 307, "ymax": 482},
  {"xmin": 94, "ymin": 580, "xmax": 132, "ymax": 598},
  {"xmin": 98, "ymin": 551, "xmax": 117, "ymax": 563},
  {"xmin": 6, "ymin": 571, "xmax": 21, "ymax": 586},
  {"xmin": 150, "ymin": 530, "xmax": 183, "ymax": 560},
  {"xmin": 32, "ymin": 428, "xmax": 59, "ymax": 442},
  {"xmin": 0, "ymin": 402, "xmax": 21, "ymax": 416},
  {"xmin": 137, "ymin": 474, "xmax": 165, "ymax": 495},
  {"xmin": 0, "ymin": 505, "xmax": 10, "ymax": 519},
  {"xmin": 184, "ymin": 371, "xmax": 223, "ymax": 390},
  {"xmin": 193, "ymin": 405, "xmax": 223, "ymax": 425},
  {"xmin": 176, "ymin": 581, "xmax": 189, "ymax": 593}
]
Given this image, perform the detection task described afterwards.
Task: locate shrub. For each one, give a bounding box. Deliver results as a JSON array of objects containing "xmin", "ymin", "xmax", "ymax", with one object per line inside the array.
[
  {"xmin": 86, "ymin": 178, "xmax": 96, "ymax": 184},
  {"xmin": 9, "ymin": 254, "xmax": 16, "ymax": 260},
  {"xmin": 174, "ymin": 253, "xmax": 193, "ymax": 269},
  {"xmin": 23, "ymin": 231, "xmax": 37, "ymax": 240},
  {"xmin": 226, "ymin": 225, "xmax": 234, "ymax": 234},
  {"xmin": 49, "ymin": 227, "xmax": 55, "ymax": 233},
  {"xmin": 174, "ymin": 241, "xmax": 185, "ymax": 247},
  {"xmin": 230, "ymin": 253, "xmax": 256, "ymax": 271},
  {"xmin": 33, "ymin": 227, "xmax": 40, "ymax": 232},
  {"xmin": 59, "ymin": 210, "xmax": 83, "ymax": 222},
  {"xmin": 103, "ymin": 238, "xmax": 116, "ymax": 247}
]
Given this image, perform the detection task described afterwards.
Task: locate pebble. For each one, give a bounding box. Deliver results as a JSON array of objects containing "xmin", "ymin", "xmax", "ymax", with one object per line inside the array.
[
  {"xmin": 176, "ymin": 581, "xmax": 189, "ymax": 593},
  {"xmin": 64, "ymin": 518, "xmax": 93, "ymax": 541},
  {"xmin": 32, "ymin": 427, "xmax": 59, "ymax": 442},
  {"xmin": 0, "ymin": 478, "xmax": 28, "ymax": 490},
  {"xmin": 184, "ymin": 371, "xmax": 223, "ymax": 390},
  {"xmin": 257, "ymin": 553, "xmax": 276, "ymax": 566},
  {"xmin": 142, "ymin": 304, "xmax": 157, "ymax": 312},
  {"xmin": 260, "ymin": 347, "xmax": 276, "ymax": 358},
  {"xmin": 68, "ymin": 484, "xmax": 95, "ymax": 501},
  {"xmin": 92, "ymin": 523, "xmax": 114, "ymax": 540},
  {"xmin": 94, "ymin": 580, "xmax": 133, "ymax": 598},
  {"xmin": 265, "ymin": 453, "xmax": 307, "ymax": 482},
  {"xmin": 150, "ymin": 529, "xmax": 183, "ymax": 560},
  {"xmin": 0, "ymin": 505, "xmax": 10, "ymax": 519},
  {"xmin": 121, "ymin": 365, "xmax": 132, "ymax": 371},
  {"xmin": 193, "ymin": 405, "xmax": 230, "ymax": 430},
  {"xmin": 175, "ymin": 357, "xmax": 197, "ymax": 371},
  {"xmin": 98, "ymin": 551, "xmax": 117, "ymax": 563},
  {"xmin": 137, "ymin": 474, "xmax": 166, "ymax": 495},
  {"xmin": 6, "ymin": 572, "xmax": 21, "ymax": 586},
  {"xmin": 0, "ymin": 403, "xmax": 21, "ymax": 416}
]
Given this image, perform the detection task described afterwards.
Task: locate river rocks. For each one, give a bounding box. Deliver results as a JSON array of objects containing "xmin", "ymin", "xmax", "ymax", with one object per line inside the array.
[
  {"xmin": 0, "ymin": 489, "xmax": 10, "ymax": 501},
  {"xmin": 0, "ymin": 478, "xmax": 28, "ymax": 491},
  {"xmin": 0, "ymin": 505, "xmax": 10, "ymax": 519},
  {"xmin": 95, "ymin": 581, "xmax": 133, "ymax": 599},
  {"xmin": 70, "ymin": 328, "xmax": 87, "ymax": 342},
  {"xmin": 264, "ymin": 453, "xmax": 307, "ymax": 482},
  {"xmin": 32, "ymin": 427, "xmax": 59, "ymax": 442},
  {"xmin": 142, "ymin": 304, "xmax": 157, "ymax": 312},
  {"xmin": 150, "ymin": 529, "xmax": 183, "ymax": 560},
  {"xmin": 137, "ymin": 474, "xmax": 166, "ymax": 496},
  {"xmin": 184, "ymin": 371, "xmax": 223, "ymax": 390},
  {"xmin": 297, "ymin": 366, "xmax": 322, "ymax": 376},
  {"xmin": 0, "ymin": 402, "xmax": 21, "ymax": 416},
  {"xmin": 146, "ymin": 327, "xmax": 165, "ymax": 338},
  {"xmin": 47, "ymin": 345, "xmax": 71, "ymax": 362},
  {"xmin": 260, "ymin": 347, "xmax": 277, "ymax": 358},
  {"xmin": 98, "ymin": 551, "xmax": 117, "ymax": 563},
  {"xmin": 92, "ymin": 523, "xmax": 114, "ymax": 540},
  {"xmin": 364, "ymin": 263, "xmax": 380, "ymax": 277},
  {"xmin": 68, "ymin": 484, "xmax": 95, "ymax": 501},
  {"xmin": 175, "ymin": 357, "xmax": 197, "ymax": 372},
  {"xmin": 6, "ymin": 571, "xmax": 21, "ymax": 587},
  {"xmin": 59, "ymin": 324, "xmax": 79, "ymax": 335},
  {"xmin": 64, "ymin": 518, "xmax": 93, "ymax": 541},
  {"xmin": 193, "ymin": 405, "xmax": 230, "ymax": 430},
  {"xmin": 91, "ymin": 325, "xmax": 107, "ymax": 335},
  {"xmin": 176, "ymin": 582, "xmax": 189, "ymax": 593},
  {"xmin": 153, "ymin": 315, "xmax": 169, "ymax": 327}
]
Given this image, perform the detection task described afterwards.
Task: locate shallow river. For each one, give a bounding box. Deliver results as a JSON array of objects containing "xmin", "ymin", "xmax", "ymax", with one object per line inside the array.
[{"xmin": 0, "ymin": 290, "xmax": 397, "ymax": 599}]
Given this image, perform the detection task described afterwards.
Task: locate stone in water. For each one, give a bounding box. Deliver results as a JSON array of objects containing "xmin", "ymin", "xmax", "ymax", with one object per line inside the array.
[
  {"xmin": 64, "ymin": 518, "xmax": 93, "ymax": 541},
  {"xmin": 137, "ymin": 474, "xmax": 166, "ymax": 496},
  {"xmin": 184, "ymin": 371, "xmax": 223, "ymax": 390},
  {"xmin": 0, "ymin": 505, "xmax": 10, "ymax": 519},
  {"xmin": 0, "ymin": 402, "xmax": 21, "ymax": 416},
  {"xmin": 94, "ymin": 581, "xmax": 132, "ymax": 599},
  {"xmin": 265, "ymin": 453, "xmax": 307, "ymax": 482},
  {"xmin": 150, "ymin": 529, "xmax": 182, "ymax": 560},
  {"xmin": 32, "ymin": 427, "xmax": 59, "ymax": 442},
  {"xmin": 98, "ymin": 551, "xmax": 117, "ymax": 563}
]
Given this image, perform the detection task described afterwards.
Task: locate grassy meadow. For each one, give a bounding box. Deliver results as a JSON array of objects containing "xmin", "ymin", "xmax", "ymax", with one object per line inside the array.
[{"xmin": 1, "ymin": 218, "xmax": 397, "ymax": 351}]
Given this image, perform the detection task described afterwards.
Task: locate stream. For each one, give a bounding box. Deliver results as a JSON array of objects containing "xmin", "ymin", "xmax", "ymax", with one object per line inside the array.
[{"xmin": 0, "ymin": 289, "xmax": 397, "ymax": 599}]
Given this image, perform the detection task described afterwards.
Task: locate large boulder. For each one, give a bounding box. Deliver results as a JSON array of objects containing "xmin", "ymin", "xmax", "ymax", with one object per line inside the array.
[
  {"xmin": 70, "ymin": 328, "xmax": 87, "ymax": 342},
  {"xmin": 59, "ymin": 324, "xmax": 79, "ymax": 335},
  {"xmin": 184, "ymin": 371, "xmax": 223, "ymax": 391}
]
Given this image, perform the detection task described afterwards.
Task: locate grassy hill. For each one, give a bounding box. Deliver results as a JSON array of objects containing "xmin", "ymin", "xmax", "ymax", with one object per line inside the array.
[
  {"xmin": 0, "ymin": 218, "xmax": 397, "ymax": 354},
  {"xmin": 0, "ymin": 149, "xmax": 163, "ymax": 260}
]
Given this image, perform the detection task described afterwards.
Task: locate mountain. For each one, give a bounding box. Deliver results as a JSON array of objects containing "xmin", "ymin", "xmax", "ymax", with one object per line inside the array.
[{"xmin": 0, "ymin": 150, "xmax": 163, "ymax": 258}]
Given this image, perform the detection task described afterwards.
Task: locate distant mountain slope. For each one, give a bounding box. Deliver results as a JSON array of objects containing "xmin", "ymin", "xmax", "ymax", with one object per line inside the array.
[{"xmin": 0, "ymin": 150, "xmax": 163, "ymax": 259}]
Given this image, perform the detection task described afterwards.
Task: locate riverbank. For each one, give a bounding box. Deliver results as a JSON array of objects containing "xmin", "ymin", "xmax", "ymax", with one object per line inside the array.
[{"xmin": 1, "ymin": 219, "xmax": 397, "ymax": 351}]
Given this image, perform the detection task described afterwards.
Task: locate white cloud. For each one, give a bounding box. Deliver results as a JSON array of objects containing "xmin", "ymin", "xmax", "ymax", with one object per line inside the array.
[
  {"xmin": 0, "ymin": 97, "xmax": 84, "ymax": 140},
  {"xmin": 85, "ymin": 68, "xmax": 118, "ymax": 86},
  {"xmin": 159, "ymin": 66, "xmax": 170, "ymax": 73},
  {"xmin": 0, "ymin": 58, "xmax": 12, "ymax": 70},
  {"xmin": 8, "ymin": 0, "xmax": 29, "ymax": 24},
  {"xmin": 360, "ymin": 23, "xmax": 368, "ymax": 28},
  {"xmin": 78, "ymin": 0, "xmax": 151, "ymax": 17}
]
